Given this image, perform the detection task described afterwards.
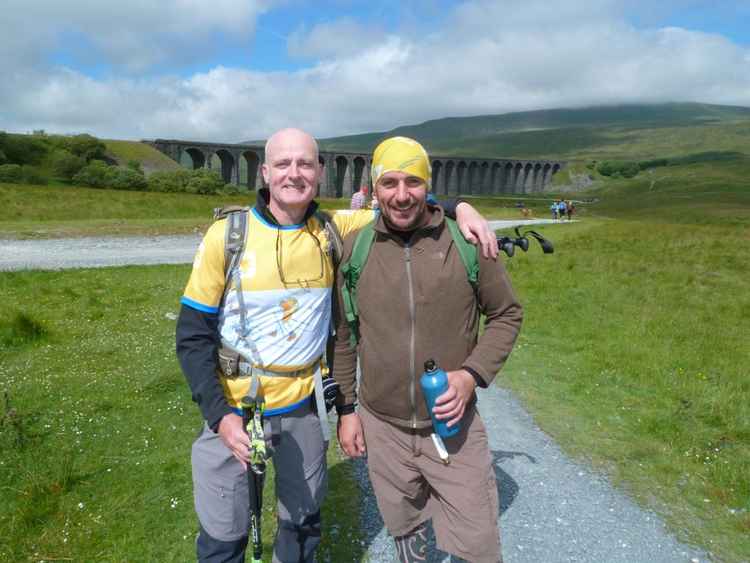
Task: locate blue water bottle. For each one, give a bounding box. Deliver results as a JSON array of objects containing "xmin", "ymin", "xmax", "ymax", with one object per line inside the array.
[{"xmin": 420, "ymin": 359, "xmax": 460, "ymax": 438}]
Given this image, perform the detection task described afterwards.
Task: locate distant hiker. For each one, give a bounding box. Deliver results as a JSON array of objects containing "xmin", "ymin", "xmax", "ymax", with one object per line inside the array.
[
  {"xmin": 350, "ymin": 184, "xmax": 369, "ymax": 210},
  {"xmin": 551, "ymin": 200, "xmax": 559, "ymax": 220},
  {"xmin": 333, "ymin": 136, "xmax": 523, "ymax": 563},
  {"xmin": 566, "ymin": 200, "xmax": 575, "ymax": 220},
  {"xmin": 557, "ymin": 199, "xmax": 567, "ymax": 218},
  {"xmin": 176, "ymin": 127, "xmax": 499, "ymax": 563}
]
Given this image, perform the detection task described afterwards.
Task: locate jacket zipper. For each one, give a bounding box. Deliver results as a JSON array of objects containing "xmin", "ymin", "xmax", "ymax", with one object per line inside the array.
[{"xmin": 404, "ymin": 244, "xmax": 418, "ymax": 447}]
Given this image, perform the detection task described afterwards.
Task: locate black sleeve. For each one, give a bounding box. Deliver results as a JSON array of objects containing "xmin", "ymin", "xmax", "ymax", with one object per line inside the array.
[
  {"xmin": 435, "ymin": 197, "xmax": 465, "ymax": 219},
  {"xmin": 175, "ymin": 304, "xmax": 232, "ymax": 430}
]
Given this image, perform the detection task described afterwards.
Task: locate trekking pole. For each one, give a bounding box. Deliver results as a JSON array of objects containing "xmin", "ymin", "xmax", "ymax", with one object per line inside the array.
[{"xmin": 241, "ymin": 391, "xmax": 267, "ymax": 563}]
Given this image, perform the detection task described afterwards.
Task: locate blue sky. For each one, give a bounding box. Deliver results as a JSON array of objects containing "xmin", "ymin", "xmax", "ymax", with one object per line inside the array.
[{"xmin": 1, "ymin": 0, "xmax": 749, "ymax": 141}]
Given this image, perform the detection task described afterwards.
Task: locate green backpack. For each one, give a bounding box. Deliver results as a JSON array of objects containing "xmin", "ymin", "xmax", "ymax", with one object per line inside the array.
[{"xmin": 340, "ymin": 218, "xmax": 479, "ymax": 347}]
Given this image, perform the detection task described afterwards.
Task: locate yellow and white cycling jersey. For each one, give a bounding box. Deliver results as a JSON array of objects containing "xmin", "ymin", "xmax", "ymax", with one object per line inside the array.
[{"xmin": 182, "ymin": 207, "xmax": 374, "ymax": 414}]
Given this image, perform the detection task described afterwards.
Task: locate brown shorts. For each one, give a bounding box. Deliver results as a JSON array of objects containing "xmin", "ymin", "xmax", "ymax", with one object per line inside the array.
[{"xmin": 360, "ymin": 406, "xmax": 501, "ymax": 563}]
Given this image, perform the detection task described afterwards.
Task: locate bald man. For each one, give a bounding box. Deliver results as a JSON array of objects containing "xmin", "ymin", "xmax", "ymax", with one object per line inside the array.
[{"xmin": 177, "ymin": 128, "xmax": 497, "ymax": 562}]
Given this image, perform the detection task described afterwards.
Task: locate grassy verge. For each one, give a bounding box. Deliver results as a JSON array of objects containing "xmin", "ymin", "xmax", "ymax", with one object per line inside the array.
[
  {"xmin": 0, "ymin": 183, "xmax": 366, "ymax": 239},
  {"xmin": 498, "ymin": 209, "xmax": 749, "ymax": 559},
  {"xmin": 0, "ymin": 182, "xmax": 539, "ymax": 239},
  {"xmin": 0, "ymin": 266, "xmax": 362, "ymax": 561}
]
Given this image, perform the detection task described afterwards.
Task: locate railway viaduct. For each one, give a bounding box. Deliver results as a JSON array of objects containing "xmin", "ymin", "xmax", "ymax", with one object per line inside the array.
[{"xmin": 146, "ymin": 139, "xmax": 565, "ymax": 197}]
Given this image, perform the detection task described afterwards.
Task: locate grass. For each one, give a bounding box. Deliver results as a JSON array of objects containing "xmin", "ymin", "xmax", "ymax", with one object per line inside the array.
[
  {"xmin": 0, "ymin": 183, "xmax": 366, "ymax": 239},
  {"xmin": 493, "ymin": 160, "xmax": 750, "ymax": 561},
  {"xmin": 2, "ymin": 143, "xmax": 749, "ymax": 560},
  {"xmin": 0, "ymin": 266, "xmax": 363, "ymax": 562},
  {"xmin": 0, "ymin": 182, "xmax": 534, "ymax": 239}
]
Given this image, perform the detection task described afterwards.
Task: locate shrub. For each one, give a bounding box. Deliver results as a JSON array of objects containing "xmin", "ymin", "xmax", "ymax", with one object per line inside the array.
[
  {"xmin": 52, "ymin": 150, "xmax": 86, "ymax": 180},
  {"xmin": 186, "ymin": 169, "xmax": 225, "ymax": 194},
  {"xmin": 221, "ymin": 183, "xmax": 241, "ymax": 196},
  {"xmin": 21, "ymin": 167, "xmax": 48, "ymax": 185},
  {"xmin": 0, "ymin": 134, "xmax": 48, "ymax": 165},
  {"xmin": 127, "ymin": 159, "xmax": 144, "ymax": 174},
  {"xmin": 0, "ymin": 148, "xmax": 6, "ymax": 165},
  {"xmin": 148, "ymin": 168, "xmax": 224, "ymax": 194},
  {"xmin": 110, "ymin": 167, "xmax": 147, "ymax": 190},
  {"xmin": 73, "ymin": 160, "xmax": 113, "ymax": 188},
  {"xmin": 0, "ymin": 164, "xmax": 23, "ymax": 183},
  {"xmin": 148, "ymin": 169, "xmax": 194, "ymax": 192},
  {"xmin": 597, "ymin": 160, "xmax": 640, "ymax": 179},
  {"xmin": 65, "ymin": 134, "xmax": 107, "ymax": 162}
]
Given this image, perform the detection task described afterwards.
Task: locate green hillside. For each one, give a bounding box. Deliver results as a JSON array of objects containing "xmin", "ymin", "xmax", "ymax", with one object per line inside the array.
[
  {"xmin": 104, "ymin": 139, "xmax": 181, "ymax": 173},
  {"xmin": 319, "ymin": 102, "xmax": 750, "ymax": 160}
]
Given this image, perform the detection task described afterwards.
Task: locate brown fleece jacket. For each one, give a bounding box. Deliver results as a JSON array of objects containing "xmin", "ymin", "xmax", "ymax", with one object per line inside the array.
[{"xmin": 333, "ymin": 206, "xmax": 523, "ymax": 429}]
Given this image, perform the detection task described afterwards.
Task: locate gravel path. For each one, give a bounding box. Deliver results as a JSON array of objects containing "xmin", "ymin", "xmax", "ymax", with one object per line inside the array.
[
  {"xmin": 1, "ymin": 222, "xmax": 708, "ymax": 562},
  {"xmin": 354, "ymin": 385, "xmax": 708, "ymax": 562},
  {"xmin": 0, "ymin": 219, "xmax": 560, "ymax": 271}
]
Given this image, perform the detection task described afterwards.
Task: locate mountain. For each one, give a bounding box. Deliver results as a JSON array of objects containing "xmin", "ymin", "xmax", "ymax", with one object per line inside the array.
[{"xmin": 318, "ymin": 102, "xmax": 750, "ymax": 160}]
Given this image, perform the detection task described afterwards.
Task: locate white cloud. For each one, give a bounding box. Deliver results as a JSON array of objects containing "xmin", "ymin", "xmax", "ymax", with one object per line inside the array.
[
  {"xmin": 1, "ymin": 0, "xmax": 749, "ymax": 141},
  {"xmin": 0, "ymin": 0, "xmax": 272, "ymax": 72},
  {"xmin": 287, "ymin": 17, "xmax": 383, "ymax": 59}
]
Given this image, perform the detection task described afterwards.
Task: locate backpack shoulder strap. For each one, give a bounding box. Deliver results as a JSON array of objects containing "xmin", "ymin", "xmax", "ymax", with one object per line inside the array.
[
  {"xmin": 218, "ymin": 206, "xmax": 250, "ymax": 291},
  {"xmin": 339, "ymin": 221, "xmax": 376, "ymax": 347},
  {"xmin": 313, "ymin": 209, "xmax": 344, "ymax": 268},
  {"xmin": 445, "ymin": 218, "xmax": 479, "ymax": 288}
]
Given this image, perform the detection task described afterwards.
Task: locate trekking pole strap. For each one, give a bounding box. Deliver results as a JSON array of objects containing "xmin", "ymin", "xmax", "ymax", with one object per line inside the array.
[{"xmin": 312, "ymin": 363, "xmax": 331, "ymax": 443}]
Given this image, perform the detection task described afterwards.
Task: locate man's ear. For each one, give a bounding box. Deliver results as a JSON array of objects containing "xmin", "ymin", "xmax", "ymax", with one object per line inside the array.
[{"xmin": 261, "ymin": 163, "xmax": 270, "ymax": 184}]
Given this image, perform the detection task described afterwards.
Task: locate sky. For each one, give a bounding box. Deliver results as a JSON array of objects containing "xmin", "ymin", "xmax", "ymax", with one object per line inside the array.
[{"xmin": 1, "ymin": 0, "xmax": 749, "ymax": 142}]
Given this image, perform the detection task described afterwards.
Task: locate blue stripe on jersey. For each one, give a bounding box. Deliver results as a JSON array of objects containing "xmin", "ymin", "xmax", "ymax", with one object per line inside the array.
[
  {"xmin": 265, "ymin": 394, "xmax": 312, "ymax": 416},
  {"xmin": 181, "ymin": 296, "xmax": 219, "ymax": 314},
  {"xmin": 230, "ymin": 395, "xmax": 312, "ymax": 417},
  {"xmin": 252, "ymin": 207, "xmax": 305, "ymax": 230}
]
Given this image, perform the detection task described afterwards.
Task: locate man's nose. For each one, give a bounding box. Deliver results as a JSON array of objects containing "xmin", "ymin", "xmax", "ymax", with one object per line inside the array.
[
  {"xmin": 394, "ymin": 181, "xmax": 410, "ymax": 202},
  {"xmin": 288, "ymin": 161, "xmax": 300, "ymax": 178}
]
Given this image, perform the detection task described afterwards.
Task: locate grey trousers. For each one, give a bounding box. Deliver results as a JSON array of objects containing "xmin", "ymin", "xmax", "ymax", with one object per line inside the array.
[{"xmin": 192, "ymin": 400, "xmax": 328, "ymax": 562}]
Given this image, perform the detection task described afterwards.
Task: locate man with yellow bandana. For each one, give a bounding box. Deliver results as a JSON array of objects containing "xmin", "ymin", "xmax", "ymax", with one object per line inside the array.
[
  {"xmin": 334, "ymin": 137, "xmax": 522, "ymax": 562},
  {"xmin": 176, "ymin": 128, "xmax": 498, "ymax": 563}
]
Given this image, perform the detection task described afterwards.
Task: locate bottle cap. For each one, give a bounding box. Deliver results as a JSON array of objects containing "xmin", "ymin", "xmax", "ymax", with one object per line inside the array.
[{"xmin": 424, "ymin": 359, "xmax": 436, "ymax": 372}]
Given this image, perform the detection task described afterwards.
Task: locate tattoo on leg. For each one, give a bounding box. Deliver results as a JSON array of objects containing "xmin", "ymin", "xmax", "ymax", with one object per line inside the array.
[{"xmin": 394, "ymin": 522, "xmax": 429, "ymax": 563}]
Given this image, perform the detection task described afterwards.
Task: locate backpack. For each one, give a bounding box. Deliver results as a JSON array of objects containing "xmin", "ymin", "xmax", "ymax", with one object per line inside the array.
[{"xmin": 340, "ymin": 218, "xmax": 478, "ymax": 347}]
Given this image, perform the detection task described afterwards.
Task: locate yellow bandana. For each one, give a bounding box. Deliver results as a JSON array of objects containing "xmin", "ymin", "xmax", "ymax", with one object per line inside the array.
[{"xmin": 371, "ymin": 136, "xmax": 432, "ymax": 190}]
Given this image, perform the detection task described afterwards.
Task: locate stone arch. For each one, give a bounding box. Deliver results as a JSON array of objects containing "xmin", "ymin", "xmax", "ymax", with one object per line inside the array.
[
  {"xmin": 491, "ymin": 162, "xmax": 502, "ymax": 194},
  {"xmin": 541, "ymin": 163, "xmax": 552, "ymax": 191},
  {"xmin": 352, "ymin": 157, "xmax": 366, "ymax": 194},
  {"xmin": 445, "ymin": 161, "xmax": 456, "ymax": 195},
  {"xmin": 241, "ymin": 150, "xmax": 261, "ymax": 190},
  {"xmin": 432, "ymin": 160, "xmax": 443, "ymax": 194},
  {"xmin": 523, "ymin": 162, "xmax": 536, "ymax": 192},
  {"xmin": 335, "ymin": 156, "xmax": 349, "ymax": 198},
  {"xmin": 182, "ymin": 147, "xmax": 206, "ymax": 169},
  {"xmin": 513, "ymin": 162, "xmax": 525, "ymax": 193},
  {"xmin": 456, "ymin": 161, "xmax": 468, "ymax": 194},
  {"xmin": 480, "ymin": 162, "xmax": 490, "ymax": 194},
  {"xmin": 466, "ymin": 162, "xmax": 477, "ymax": 195},
  {"xmin": 533, "ymin": 163, "xmax": 544, "ymax": 192},
  {"xmin": 503, "ymin": 162, "xmax": 514, "ymax": 193},
  {"xmin": 212, "ymin": 149, "xmax": 235, "ymax": 184}
]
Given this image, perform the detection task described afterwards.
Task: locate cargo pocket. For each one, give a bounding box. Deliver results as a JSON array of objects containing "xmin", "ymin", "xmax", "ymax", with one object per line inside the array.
[{"xmin": 194, "ymin": 479, "xmax": 238, "ymax": 541}]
